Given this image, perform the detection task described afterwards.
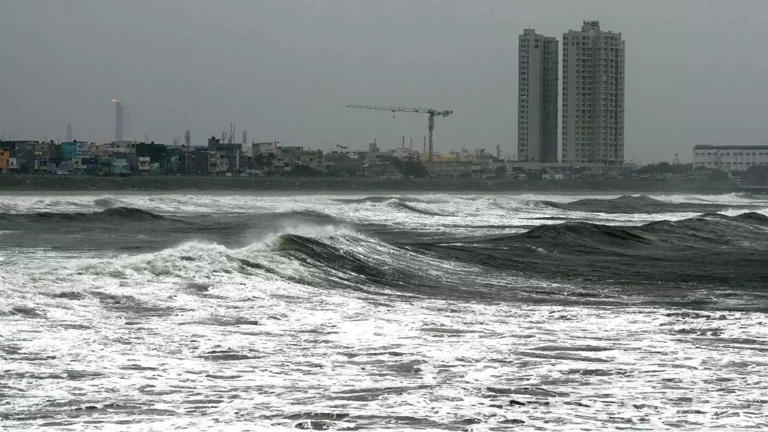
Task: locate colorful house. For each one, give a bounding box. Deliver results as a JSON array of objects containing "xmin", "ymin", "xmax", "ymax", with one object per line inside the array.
[{"xmin": 0, "ymin": 149, "xmax": 10, "ymax": 174}]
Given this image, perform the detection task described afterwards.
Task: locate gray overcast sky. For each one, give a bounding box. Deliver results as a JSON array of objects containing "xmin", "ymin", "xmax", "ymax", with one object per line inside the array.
[{"xmin": 1, "ymin": 0, "xmax": 767, "ymax": 163}]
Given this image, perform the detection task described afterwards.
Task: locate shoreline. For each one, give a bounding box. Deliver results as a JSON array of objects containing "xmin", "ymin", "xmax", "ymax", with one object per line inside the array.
[{"xmin": 0, "ymin": 174, "xmax": 743, "ymax": 194}]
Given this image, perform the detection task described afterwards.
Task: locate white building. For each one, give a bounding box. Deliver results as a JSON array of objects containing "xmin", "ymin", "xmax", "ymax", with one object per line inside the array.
[
  {"xmin": 253, "ymin": 142, "xmax": 278, "ymax": 156},
  {"xmin": 138, "ymin": 156, "xmax": 151, "ymax": 173},
  {"xmin": 693, "ymin": 145, "xmax": 768, "ymax": 172},
  {"xmin": 562, "ymin": 21, "xmax": 625, "ymax": 164}
]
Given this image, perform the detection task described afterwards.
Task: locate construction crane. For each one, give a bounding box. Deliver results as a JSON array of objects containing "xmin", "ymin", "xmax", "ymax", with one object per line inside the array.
[{"xmin": 346, "ymin": 104, "xmax": 453, "ymax": 161}]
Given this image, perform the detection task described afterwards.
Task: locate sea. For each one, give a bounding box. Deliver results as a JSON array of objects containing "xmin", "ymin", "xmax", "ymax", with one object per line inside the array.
[{"xmin": 1, "ymin": 192, "xmax": 767, "ymax": 431}]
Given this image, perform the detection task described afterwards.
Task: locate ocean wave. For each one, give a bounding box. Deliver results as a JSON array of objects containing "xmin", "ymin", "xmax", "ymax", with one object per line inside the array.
[
  {"xmin": 542, "ymin": 194, "xmax": 755, "ymax": 214},
  {"xmin": 407, "ymin": 212, "xmax": 768, "ymax": 297},
  {"xmin": 22, "ymin": 219, "xmax": 494, "ymax": 305},
  {"xmin": 387, "ymin": 200, "xmax": 448, "ymax": 217},
  {"xmin": 333, "ymin": 195, "xmax": 452, "ymax": 217},
  {"xmin": 265, "ymin": 209, "xmax": 348, "ymax": 226},
  {"xmin": 62, "ymin": 223, "xmax": 371, "ymax": 283},
  {"xmin": 0, "ymin": 207, "xmax": 168, "ymax": 224},
  {"xmin": 517, "ymin": 212, "xmax": 768, "ymax": 246},
  {"xmin": 93, "ymin": 197, "xmax": 131, "ymax": 209},
  {"xmin": 334, "ymin": 195, "xmax": 440, "ymax": 204},
  {"xmin": 275, "ymin": 233, "xmax": 414, "ymax": 290},
  {"xmin": 4, "ymin": 194, "xmax": 767, "ymax": 310}
]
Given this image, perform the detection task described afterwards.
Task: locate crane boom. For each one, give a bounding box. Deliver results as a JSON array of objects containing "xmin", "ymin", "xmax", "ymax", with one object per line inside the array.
[
  {"xmin": 346, "ymin": 104, "xmax": 453, "ymax": 161},
  {"xmin": 346, "ymin": 104, "xmax": 453, "ymax": 116}
]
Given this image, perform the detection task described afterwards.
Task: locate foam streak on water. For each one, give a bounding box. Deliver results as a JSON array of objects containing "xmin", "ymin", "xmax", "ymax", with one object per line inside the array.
[{"xmin": 1, "ymin": 192, "xmax": 768, "ymax": 431}]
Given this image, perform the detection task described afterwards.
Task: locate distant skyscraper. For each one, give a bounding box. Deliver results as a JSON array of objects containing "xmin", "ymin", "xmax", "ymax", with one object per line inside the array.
[
  {"xmin": 518, "ymin": 29, "xmax": 559, "ymax": 162},
  {"xmin": 66, "ymin": 122, "xmax": 72, "ymax": 141},
  {"xmin": 562, "ymin": 21, "xmax": 625, "ymax": 164},
  {"xmin": 113, "ymin": 98, "xmax": 124, "ymax": 142}
]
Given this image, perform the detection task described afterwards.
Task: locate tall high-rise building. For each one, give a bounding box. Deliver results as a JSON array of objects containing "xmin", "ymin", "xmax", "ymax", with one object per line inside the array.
[
  {"xmin": 518, "ymin": 29, "xmax": 559, "ymax": 162},
  {"xmin": 562, "ymin": 21, "xmax": 625, "ymax": 164},
  {"xmin": 113, "ymin": 98, "xmax": 124, "ymax": 143}
]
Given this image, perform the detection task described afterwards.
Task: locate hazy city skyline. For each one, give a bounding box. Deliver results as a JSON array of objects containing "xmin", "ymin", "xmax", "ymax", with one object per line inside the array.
[{"xmin": 2, "ymin": 1, "xmax": 768, "ymax": 163}]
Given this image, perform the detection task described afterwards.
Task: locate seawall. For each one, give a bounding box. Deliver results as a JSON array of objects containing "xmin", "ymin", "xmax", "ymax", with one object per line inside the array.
[{"xmin": 0, "ymin": 175, "xmax": 741, "ymax": 193}]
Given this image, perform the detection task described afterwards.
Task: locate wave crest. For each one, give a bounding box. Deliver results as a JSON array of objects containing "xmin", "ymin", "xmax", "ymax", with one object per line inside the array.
[
  {"xmin": 542, "ymin": 195, "xmax": 753, "ymax": 214},
  {"xmin": 0, "ymin": 207, "xmax": 167, "ymax": 224}
]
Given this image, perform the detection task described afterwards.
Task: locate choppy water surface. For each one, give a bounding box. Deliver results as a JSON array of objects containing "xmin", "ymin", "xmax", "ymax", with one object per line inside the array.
[{"xmin": 2, "ymin": 192, "xmax": 768, "ymax": 430}]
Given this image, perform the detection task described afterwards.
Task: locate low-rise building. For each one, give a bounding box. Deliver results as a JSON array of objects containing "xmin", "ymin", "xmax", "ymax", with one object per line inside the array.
[
  {"xmin": 208, "ymin": 137, "xmax": 242, "ymax": 173},
  {"xmin": 388, "ymin": 147, "xmax": 421, "ymax": 160},
  {"xmin": 364, "ymin": 161, "xmax": 402, "ymax": 179},
  {"xmin": 1, "ymin": 141, "xmax": 38, "ymax": 173},
  {"xmin": 253, "ymin": 141, "xmax": 278, "ymax": 156},
  {"xmin": 34, "ymin": 158, "xmax": 50, "ymax": 172},
  {"xmin": 72, "ymin": 156, "xmax": 98, "ymax": 174},
  {"xmin": 298, "ymin": 149, "xmax": 325, "ymax": 172},
  {"xmin": 693, "ymin": 145, "xmax": 768, "ymax": 172},
  {"xmin": 188, "ymin": 149, "xmax": 225, "ymax": 175},
  {"xmin": 138, "ymin": 156, "xmax": 151, "ymax": 174},
  {"xmin": 426, "ymin": 161, "xmax": 474, "ymax": 178},
  {"xmin": 111, "ymin": 158, "xmax": 130, "ymax": 175},
  {"xmin": 0, "ymin": 149, "xmax": 10, "ymax": 174},
  {"xmin": 325, "ymin": 151, "xmax": 365, "ymax": 177}
]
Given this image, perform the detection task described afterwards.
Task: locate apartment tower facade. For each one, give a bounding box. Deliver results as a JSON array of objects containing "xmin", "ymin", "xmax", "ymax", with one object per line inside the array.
[
  {"xmin": 518, "ymin": 29, "xmax": 559, "ymax": 162},
  {"xmin": 562, "ymin": 21, "xmax": 625, "ymax": 164}
]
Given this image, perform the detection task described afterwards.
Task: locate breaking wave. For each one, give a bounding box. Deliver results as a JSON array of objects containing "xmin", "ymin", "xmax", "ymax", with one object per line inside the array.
[
  {"xmin": 0, "ymin": 207, "xmax": 168, "ymax": 224},
  {"xmin": 4, "ymin": 192, "xmax": 768, "ymax": 431},
  {"xmin": 21, "ymin": 209, "xmax": 763, "ymax": 311},
  {"xmin": 407, "ymin": 212, "xmax": 768, "ymax": 305},
  {"xmin": 388, "ymin": 200, "xmax": 448, "ymax": 216},
  {"xmin": 334, "ymin": 196, "xmax": 437, "ymax": 204},
  {"xmin": 542, "ymin": 194, "xmax": 755, "ymax": 214}
]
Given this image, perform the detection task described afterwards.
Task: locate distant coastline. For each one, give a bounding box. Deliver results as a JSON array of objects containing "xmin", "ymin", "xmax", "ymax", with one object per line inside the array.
[{"xmin": 0, "ymin": 174, "xmax": 743, "ymax": 194}]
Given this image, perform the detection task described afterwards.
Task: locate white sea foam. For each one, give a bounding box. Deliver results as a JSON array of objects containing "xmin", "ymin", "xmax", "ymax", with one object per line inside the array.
[{"xmin": 2, "ymin": 192, "xmax": 768, "ymax": 430}]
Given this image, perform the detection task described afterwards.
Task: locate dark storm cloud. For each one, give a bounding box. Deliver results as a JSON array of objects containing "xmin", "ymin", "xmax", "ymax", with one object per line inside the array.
[{"xmin": 1, "ymin": 0, "xmax": 767, "ymax": 162}]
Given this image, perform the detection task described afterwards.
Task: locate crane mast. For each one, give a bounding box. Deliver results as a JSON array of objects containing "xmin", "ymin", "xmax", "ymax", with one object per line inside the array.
[{"xmin": 346, "ymin": 104, "xmax": 453, "ymax": 161}]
